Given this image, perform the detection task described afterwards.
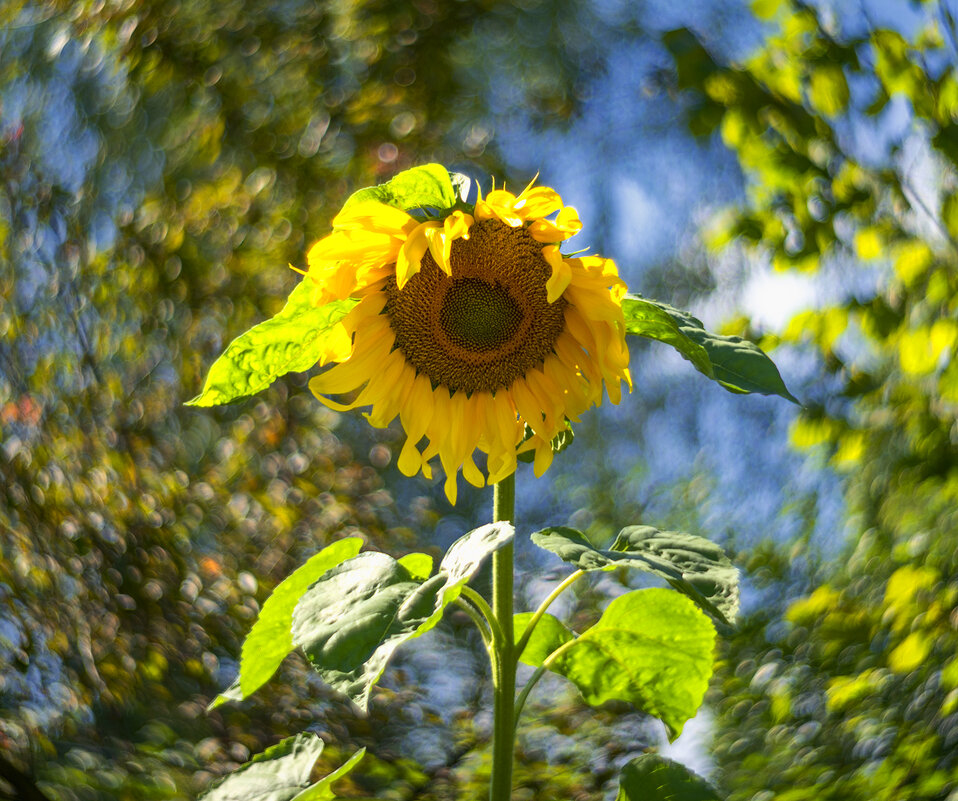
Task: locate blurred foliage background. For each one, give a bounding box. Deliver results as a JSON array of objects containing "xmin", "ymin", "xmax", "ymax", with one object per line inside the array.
[{"xmin": 0, "ymin": 0, "xmax": 956, "ymax": 799}]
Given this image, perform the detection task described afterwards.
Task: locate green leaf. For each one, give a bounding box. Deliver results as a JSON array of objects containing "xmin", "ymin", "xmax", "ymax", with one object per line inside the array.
[
  {"xmin": 198, "ymin": 733, "xmax": 364, "ymax": 801},
  {"xmin": 397, "ymin": 552, "xmax": 434, "ymax": 582},
  {"xmin": 531, "ymin": 526, "xmax": 739, "ymax": 624},
  {"xmin": 622, "ymin": 294, "xmax": 799, "ymax": 403},
  {"xmin": 291, "ymin": 523, "xmax": 513, "ymax": 709},
  {"xmin": 342, "ymin": 163, "xmax": 458, "ymax": 214},
  {"xmin": 514, "ymin": 612, "xmax": 574, "ymax": 667},
  {"xmin": 232, "ymin": 538, "xmax": 364, "ymax": 703},
  {"xmin": 622, "ymin": 296, "xmax": 713, "ymax": 377},
  {"xmin": 616, "ymin": 754, "xmax": 723, "ymax": 801},
  {"xmin": 547, "ymin": 588, "xmax": 716, "ymax": 740},
  {"xmin": 188, "ymin": 281, "xmax": 357, "ymax": 406},
  {"xmin": 292, "ymin": 747, "xmax": 367, "ymax": 801},
  {"xmin": 450, "ymin": 172, "xmax": 471, "ymax": 202}
]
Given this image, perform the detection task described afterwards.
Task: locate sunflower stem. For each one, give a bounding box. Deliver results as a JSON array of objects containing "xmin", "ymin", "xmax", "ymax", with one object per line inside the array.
[{"xmin": 490, "ymin": 474, "xmax": 516, "ymax": 801}]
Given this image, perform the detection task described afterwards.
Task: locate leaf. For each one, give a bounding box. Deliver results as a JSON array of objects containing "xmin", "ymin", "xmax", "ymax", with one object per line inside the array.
[
  {"xmin": 397, "ymin": 552, "xmax": 434, "ymax": 581},
  {"xmin": 531, "ymin": 526, "xmax": 739, "ymax": 624},
  {"xmin": 221, "ymin": 538, "xmax": 364, "ymax": 705},
  {"xmin": 292, "ymin": 747, "xmax": 367, "ymax": 801},
  {"xmin": 622, "ymin": 295, "xmax": 799, "ymax": 403},
  {"xmin": 291, "ymin": 523, "xmax": 513, "ymax": 709},
  {"xmin": 622, "ymin": 296, "xmax": 713, "ymax": 377},
  {"xmin": 514, "ymin": 612, "xmax": 574, "ymax": 667},
  {"xmin": 342, "ymin": 163, "xmax": 458, "ymax": 214},
  {"xmin": 198, "ymin": 733, "xmax": 364, "ymax": 801},
  {"xmin": 451, "ymin": 172, "xmax": 471, "ymax": 202},
  {"xmin": 548, "ymin": 588, "xmax": 716, "ymax": 740},
  {"xmin": 616, "ymin": 754, "xmax": 723, "ymax": 801},
  {"xmin": 188, "ymin": 281, "xmax": 357, "ymax": 406}
]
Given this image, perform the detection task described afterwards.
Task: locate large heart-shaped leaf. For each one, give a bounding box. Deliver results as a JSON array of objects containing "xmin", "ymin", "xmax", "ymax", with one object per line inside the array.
[
  {"xmin": 198, "ymin": 733, "xmax": 364, "ymax": 801},
  {"xmin": 616, "ymin": 754, "xmax": 723, "ymax": 801},
  {"xmin": 531, "ymin": 526, "xmax": 738, "ymax": 623},
  {"xmin": 189, "ymin": 281, "xmax": 356, "ymax": 406},
  {"xmin": 342, "ymin": 163, "xmax": 458, "ymax": 214},
  {"xmin": 291, "ymin": 523, "xmax": 513, "ymax": 709},
  {"xmin": 547, "ymin": 588, "xmax": 715, "ymax": 740},
  {"xmin": 622, "ymin": 294, "xmax": 798, "ymax": 403},
  {"xmin": 210, "ymin": 538, "xmax": 365, "ymax": 709}
]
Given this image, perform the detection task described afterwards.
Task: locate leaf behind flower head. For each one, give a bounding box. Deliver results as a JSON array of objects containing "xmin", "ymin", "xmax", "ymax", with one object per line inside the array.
[{"xmin": 341, "ymin": 163, "xmax": 459, "ymax": 215}]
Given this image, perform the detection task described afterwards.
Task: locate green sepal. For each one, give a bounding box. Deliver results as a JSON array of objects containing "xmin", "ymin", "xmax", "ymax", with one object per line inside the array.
[
  {"xmin": 616, "ymin": 754, "xmax": 723, "ymax": 801},
  {"xmin": 546, "ymin": 588, "xmax": 716, "ymax": 741},
  {"xmin": 209, "ymin": 538, "xmax": 365, "ymax": 709},
  {"xmin": 531, "ymin": 525, "xmax": 739, "ymax": 624},
  {"xmin": 188, "ymin": 280, "xmax": 356, "ymax": 407},
  {"xmin": 198, "ymin": 732, "xmax": 365, "ymax": 801},
  {"xmin": 622, "ymin": 294, "xmax": 799, "ymax": 403},
  {"xmin": 291, "ymin": 523, "xmax": 513, "ymax": 710},
  {"xmin": 341, "ymin": 163, "xmax": 459, "ymax": 215}
]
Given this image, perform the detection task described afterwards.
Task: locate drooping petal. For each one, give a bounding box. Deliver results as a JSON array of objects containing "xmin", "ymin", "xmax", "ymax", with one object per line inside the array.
[
  {"xmin": 542, "ymin": 245, "xmax": 573, "ymax": 303},
  {"xmin": 397, "ymin": 222, "xmax": 439, "ymax": 289},
  {"xmin": 528, "ymin": 206, "xmax": 583, "ymax": 242}
]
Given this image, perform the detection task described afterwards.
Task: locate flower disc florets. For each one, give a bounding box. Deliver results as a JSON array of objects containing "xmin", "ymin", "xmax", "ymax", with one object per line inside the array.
[{"xmin": 305, "ymin": 174, "xmax": 631, "ymax": 503}]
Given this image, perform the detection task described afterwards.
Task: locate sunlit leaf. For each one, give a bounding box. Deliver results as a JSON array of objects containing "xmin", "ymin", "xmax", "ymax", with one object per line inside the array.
[
  {"xmin": 514, "ymin": 612, "xmax": 574, "ymax": 667},
  {"xmin": 210, "ymin": 538, "xmax": 365, "ymax": 707},
  {"xmin": 199, "ymin": 733, "xmax": 364, "ymax": 801},
  {"xmin": 531, "ymin": 526, "xmax": 739, "ymax": 623},
  {"xmin": 397, "ymin": 552, "xmax": 434, "ymax": 582},
  {"xmin": 624, "ymin": 296, "xmax": 799, "ymax": 403},
  {"xmin": 622, "ymin": 295, "xmax": 713, "ymax": 377},
  {"xmin": 188, "ymin": 282, "xmax": 357, "ymax": 406},
  {"xmin": 616, "ymin": 754, "xmax": 722, "ymax": 801},
  {"xmin": 547, "ymin": 588, "xmax": 716, "ymax": 739},
  {"xmin": 342, "ymin": 163, "xmax": 458, "ymax": 214},
  {"xmin": 291, "ymin": 523, "xmax": 513, "ymax": 709}
]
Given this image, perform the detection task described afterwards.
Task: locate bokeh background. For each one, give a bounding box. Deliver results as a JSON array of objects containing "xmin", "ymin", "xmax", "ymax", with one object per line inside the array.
[{"xmin": 2, "ymin": 0, "xmax": 957, "ymax": 798}]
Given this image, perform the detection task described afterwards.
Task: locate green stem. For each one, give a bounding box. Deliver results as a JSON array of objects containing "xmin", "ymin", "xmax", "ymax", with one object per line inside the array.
[
  {"xmin": 489, "ymin": 474, "xmax": 516, "ymax": 801},
  {"xmin": 513, "ymin": 569, "xmax": 585, "ymax": 666},
  {"xmin": 453, "ymin": 597, "xmax": 492, "ymax": 647},
  {"xmin": 460, "ymin": 585, "xmax": 503, "ymax": 646},
  {"xmin": 513, "ymin": 638, "xmax": 576, "ymax": 729},
  {"xmin": 513, "ymin": 664, "xmax": 547, "ymax": 727}
]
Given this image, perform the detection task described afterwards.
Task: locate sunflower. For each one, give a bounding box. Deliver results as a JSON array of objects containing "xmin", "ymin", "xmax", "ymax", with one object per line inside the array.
[{"xmin": 304, "ymin": 176, "xmax": 631, "ymax": 504}]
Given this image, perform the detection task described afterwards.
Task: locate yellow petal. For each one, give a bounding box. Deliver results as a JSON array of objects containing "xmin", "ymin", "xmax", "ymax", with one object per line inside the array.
[
  {"xmin": 542, "ymin": 246, "xmax": 573, "ymax": 303},
  {"xmin": 515, "ymin": 186, "xmax": 562, "ymax": 219},
  {"xmin": 424, "ymin": 224, "xmax": 449, "ymax": 275},
  {"xmin": 308, "ymin": 319, "xmax": 393, "ymax": 395},
  {"xmin": 511, "ymin": 378, "xmax": 549, "ymax": 440},
  {"xmin": 533, "ymin": 438, "xmax": 554, "ymax": 477},
  {"xmin": 397, "ymin": 223, "xmax": 435, "ymax": 288},
  {"xmin": 333, "ymin": 201, "xmax": 416, "ymax": 233},
  {"xmin": 529, "ymin": 206, "xmax": 583, "ymax": 242}
]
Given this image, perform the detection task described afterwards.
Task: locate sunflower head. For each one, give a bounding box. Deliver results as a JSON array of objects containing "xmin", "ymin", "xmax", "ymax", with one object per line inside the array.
[{"xmin": 303, "ymin": 165, "xmax": 630, "ymax": 504}]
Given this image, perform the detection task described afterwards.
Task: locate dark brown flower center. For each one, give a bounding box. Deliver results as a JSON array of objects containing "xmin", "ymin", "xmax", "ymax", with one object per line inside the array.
[{"xmin": 383, "ymin": 218, "xmax": 567, "ymax": 394}]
